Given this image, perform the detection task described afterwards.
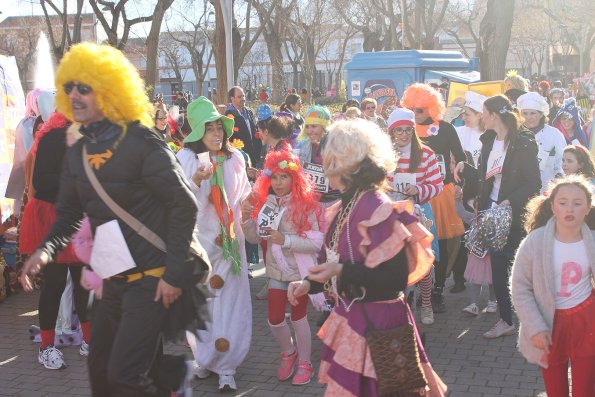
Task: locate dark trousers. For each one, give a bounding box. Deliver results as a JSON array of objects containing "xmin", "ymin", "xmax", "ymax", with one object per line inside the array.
[
  {"xmin": 490, "ymin": 252, "xmax": 514, "ymax": 325},
  {"xmin": 39, "ymin": 263, "xmax": 89, "ymax": 330},
  {"xmin": 452, "ymin": 239, "xmax": 468, "ymax": 285},
  {"xmin": 245, "ymin": 241, "xmax": 259, "ymax": 264},
  {"xmin": 88, "ymin": 277, "xmax": 185, "ymax": 397},
  {"xmin": 434, "ymin": 239, "xmax": 448, "ymax": 290}
]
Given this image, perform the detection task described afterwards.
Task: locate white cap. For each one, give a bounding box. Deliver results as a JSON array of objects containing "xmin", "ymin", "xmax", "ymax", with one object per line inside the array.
[
  {"xmin": 517, "ymin": 92, "xmax": 549, "ymax": 115},
  {"xmin": 464, "ymin": 91, "xmax": 487, "ymax": 113},
  {"xmin": 387, "ymin": 108, "xmax": 415, "ymax": 131}
]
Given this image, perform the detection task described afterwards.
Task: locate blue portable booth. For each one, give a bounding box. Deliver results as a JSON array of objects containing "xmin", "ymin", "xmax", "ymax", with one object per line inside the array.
[{"xmin": 345, "ymin": 50, "xmax": 480, "ymax": 117}]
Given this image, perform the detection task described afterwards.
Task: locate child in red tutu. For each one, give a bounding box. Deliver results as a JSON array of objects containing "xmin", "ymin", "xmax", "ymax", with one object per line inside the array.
[{"xmin": 242, "ymin": 150, "xmax": 324, "ymax": 385}]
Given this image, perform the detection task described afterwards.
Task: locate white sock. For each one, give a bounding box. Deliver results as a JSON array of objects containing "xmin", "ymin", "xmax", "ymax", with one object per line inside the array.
[
  {"xmin": 291, "ymin": 316, "xmax": 312, "ymax": 363},
  {"xmin": 268, "ymin": 320, "xmax": 295, "ymax": 355}
]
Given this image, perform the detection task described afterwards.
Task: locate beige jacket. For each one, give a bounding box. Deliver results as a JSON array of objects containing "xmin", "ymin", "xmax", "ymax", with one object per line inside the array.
[
  {"xmin": 243, "ymin": 195, "xmax": 321, "ymax": 283},
  {"xmin": 511, "ymin": 217, "xmax": 595, "ymax": 367}
]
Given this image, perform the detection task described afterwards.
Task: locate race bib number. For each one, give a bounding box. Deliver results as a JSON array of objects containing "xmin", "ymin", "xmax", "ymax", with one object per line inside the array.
[
  {"xmin": 471, "ymin": 149, "xmax": 481, "ymax": 168},
  {"xmin": 257, "ymin": 204, "xmax": 285, "ymax": 237},
  {"xmin": 468, "ymin": 241, "xmax": 488, "ymax": 258},
  {"xmin": 485, "ymin": 150, "xmax": 505, "ymax": 179},
  {"xmin": 435, "ymin": 154, "xmax": 447, "ymax": 180},
  {"xmin": 303, "ymin": 162, "xmax": 329, "ymax": 193},
  {"xmin": 387, "ymin": 172, "xmax": 416, "ymax": 193}
]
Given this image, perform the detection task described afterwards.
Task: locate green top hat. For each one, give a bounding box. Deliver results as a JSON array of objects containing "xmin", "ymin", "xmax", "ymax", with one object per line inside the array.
[{"xmin": 184, "ymin": 96, "xmax": 234, "ymax": 143}]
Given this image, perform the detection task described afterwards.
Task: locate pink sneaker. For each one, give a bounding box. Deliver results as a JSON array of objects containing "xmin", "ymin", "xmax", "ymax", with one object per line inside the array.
[
  {"xmin": 291, "ymin": 360, "xmax": 313, "ymax": 385},
  {"xmin": 277, "ymin": 350, "xmax": 297, "ymax": 381}
]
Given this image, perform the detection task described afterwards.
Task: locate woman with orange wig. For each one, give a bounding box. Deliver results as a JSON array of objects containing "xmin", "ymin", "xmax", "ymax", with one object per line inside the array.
[
  {"xmin": 242, "ymin": 150, "xmax": 324, "ymax": 385},
  {"xmin": 402, "ymin": 83, "xmax": 467, "ymax": 310}
]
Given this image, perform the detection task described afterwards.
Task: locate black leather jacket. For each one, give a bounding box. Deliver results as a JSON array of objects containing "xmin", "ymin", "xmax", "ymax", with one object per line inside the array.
[
  {"xmin": 40, "ymin": 120, "xmax": 198, "ymax": 287},
  {"xmin": 462, "ymin": 129, "xmax": 541, "ymax": 250}
]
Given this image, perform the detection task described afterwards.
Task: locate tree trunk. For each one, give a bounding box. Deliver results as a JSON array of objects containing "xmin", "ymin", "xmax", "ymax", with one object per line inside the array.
[
  {"xmin": 335, "ymin": 30, "xmax": 354, "ymax": 99},
  {"xmin": 213, "ymin": 1, "xmax": 229, "ymax": 105},
  {"xmin": 581, "ymin": 31, "xmax": 594, "ymax": 74},
  {"xmin": 145, "ymin": 0, "xmax": 174, "ymax": 98},
  {"xmin": 414, "ymin": 1, "xmax": 424, "ymax": 49},
  {"xmin": 261, "ymin": 24, "xmax": 285, "ymax": 103},
  {"xmin": 292, "ymin": 63, "xmax": 300, "ymax": 90},
  {"xmin": 303, "ymin": 35, "xmax": 318, "ymax": 97},
  {"xmin": 479, "ymin": 0, "xmax": 515, "ymax": 80}
]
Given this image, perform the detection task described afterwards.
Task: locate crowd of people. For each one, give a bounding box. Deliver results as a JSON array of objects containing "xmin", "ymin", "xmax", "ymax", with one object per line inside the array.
[{"xmin": 4, "ymin": 42, "xmax": 594, "ymax": 397}]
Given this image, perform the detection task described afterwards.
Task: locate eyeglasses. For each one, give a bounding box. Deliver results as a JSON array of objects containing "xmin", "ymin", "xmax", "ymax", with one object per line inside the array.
[
  {"xmin": 411, "ymin": 108, "xmax": 426, "ymax": 114},
  {"xmin": 63, "ymin": 82, "xmax": 93, "ymax": 95},
  {"xmin": 392, "ymin": 127, "xmax": 415, "ymax": 135}
]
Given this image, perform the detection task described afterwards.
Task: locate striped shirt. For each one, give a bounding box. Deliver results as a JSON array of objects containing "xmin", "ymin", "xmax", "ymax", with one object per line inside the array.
[{"xmin": 392, "ymin": 143, "xmax": 444, "ymax": 204}]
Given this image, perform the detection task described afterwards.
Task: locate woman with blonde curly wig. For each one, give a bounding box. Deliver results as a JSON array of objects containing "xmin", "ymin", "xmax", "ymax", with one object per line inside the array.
[
  {"xmin": 402, "ymin": 83, "xmax": 467, "ymax": 308},
  {"xmin": 288, "ymin": 118, "xmax": 447, "ymax": 397}
]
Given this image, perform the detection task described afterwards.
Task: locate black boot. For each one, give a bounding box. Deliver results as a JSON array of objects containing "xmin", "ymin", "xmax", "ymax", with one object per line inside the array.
[
  {"xmin": 431, "ymin": 288, "xmax": 446, "ymax": 313},
  {"xmin": 449, "ymin": 281, "xmax": 466, "ymax": 294}
]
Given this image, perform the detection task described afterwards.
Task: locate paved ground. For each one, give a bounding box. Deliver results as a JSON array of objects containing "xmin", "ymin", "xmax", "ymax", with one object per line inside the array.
[{"xmin": 0, "ymin": 267, "xmax": 548, "ymax": 397}]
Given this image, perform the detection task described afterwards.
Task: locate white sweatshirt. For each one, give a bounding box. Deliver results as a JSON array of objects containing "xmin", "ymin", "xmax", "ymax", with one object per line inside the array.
[{"xmin": 533, "ymin": 125, "xmax": 567, "ymax": 191}]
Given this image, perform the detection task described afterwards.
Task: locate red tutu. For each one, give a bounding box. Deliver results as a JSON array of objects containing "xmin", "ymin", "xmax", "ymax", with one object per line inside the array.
[{"xmin": 19, "ymin": 198, "xmax": 80, "ymax": 264}]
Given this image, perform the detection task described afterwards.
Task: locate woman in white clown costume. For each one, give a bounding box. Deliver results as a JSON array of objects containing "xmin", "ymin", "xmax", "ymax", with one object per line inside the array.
[
  {"xmin": 517, "ymin": 92, "xmax": 567, "ymax": 192},
  {"xmin": 176, "ymin": 97, "xmax": 252, "ymax": 392}
]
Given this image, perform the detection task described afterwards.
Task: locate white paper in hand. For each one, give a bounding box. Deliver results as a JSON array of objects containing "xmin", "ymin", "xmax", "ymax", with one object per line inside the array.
[{"xmin": 90, "ymin": 220, "xmax": 136, "ymax": 279}]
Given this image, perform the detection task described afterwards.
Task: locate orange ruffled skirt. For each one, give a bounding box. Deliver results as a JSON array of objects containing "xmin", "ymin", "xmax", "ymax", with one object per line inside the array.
[{"xmin": 429, "ymin": 183, "xmax": 465, "ymax": 240}]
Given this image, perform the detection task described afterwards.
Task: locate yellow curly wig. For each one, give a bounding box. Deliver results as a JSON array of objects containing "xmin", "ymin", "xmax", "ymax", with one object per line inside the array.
[
  {"xmin": 55, "ymin": 42, "xmax": 153, "ymax": 128},
  {"xmin": 401, "ymin": 83, "xmax": 445, "ymax": 122}
]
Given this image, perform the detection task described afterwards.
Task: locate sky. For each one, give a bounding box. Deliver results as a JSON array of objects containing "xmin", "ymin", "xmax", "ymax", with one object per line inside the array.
[
  {"xmin": 0, "ymin": 0, "xmax": 232, "ymax": 40},
  {"xmin": 0, "ymin": 0, "xmax": 156, "ymax": 39}
]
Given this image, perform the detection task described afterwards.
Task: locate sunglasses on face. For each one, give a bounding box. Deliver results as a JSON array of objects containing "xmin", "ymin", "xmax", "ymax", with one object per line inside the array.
[
  {"xmin": 411, "ymin": 108, "xmax": 426, "ymax": 114},
  {"xmin": 393, "ymin": 127, "xmax": 414, "ymax": 135},
  {"xmin": 63, "ymin": 82, "xmax": 93, "ymax": 95}
]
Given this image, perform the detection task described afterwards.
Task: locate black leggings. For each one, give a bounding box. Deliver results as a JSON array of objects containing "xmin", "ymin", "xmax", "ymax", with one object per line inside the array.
[{"xmin": 38, "ymin": 263, "xmax": 89, "ymax": 330}]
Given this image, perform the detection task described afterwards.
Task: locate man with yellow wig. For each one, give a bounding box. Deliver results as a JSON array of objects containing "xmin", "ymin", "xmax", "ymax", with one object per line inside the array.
[{"xmin": 20, "ymin": 42, "xmax": 202, "ymax": 396}]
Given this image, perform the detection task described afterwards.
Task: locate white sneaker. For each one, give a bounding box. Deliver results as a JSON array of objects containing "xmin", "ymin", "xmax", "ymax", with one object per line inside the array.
[
  {"xmin": 38, "ymin": 346, "xmax": 66, "ymax": 370},
  {"xmin": 483, "ymin": 319, "xmax": 516, "ymax": 339},
  {"xmin": 79, "ymin": 341, "xmax": 89, "ymax": 357},
  {"xmin": 462, "ymin": 303, "xmax": 479, "ymax": 316},
  {"xmin": 191, "ymin": 362, "xmax": 210, "ymax": 379},
  {"xmin": 420, "ymin": 306, "xmax": 434, "ymax": 325},
  {"xmin": 172, "ymin": 360, "xmax": 194, "ymax": 397},
  {"xmin": 218, "ymin": 374, "xmax": 237, "ymax": 391},
  {"xmin": 485, "ymin": 300, "xmax": 498, "ymax": 313}
]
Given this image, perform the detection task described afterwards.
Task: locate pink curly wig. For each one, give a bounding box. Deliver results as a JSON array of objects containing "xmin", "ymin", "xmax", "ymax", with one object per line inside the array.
[
  {"xmin": 401, "ymin": 83, "xmax": 445, "ymax": 122},
  {"xmin": 251, "ymin": 150, "xmax": 321, "ymax": 235},
  {"xmin": 25, "ymin": 89, "xmax": 43, "ymax": 118}
]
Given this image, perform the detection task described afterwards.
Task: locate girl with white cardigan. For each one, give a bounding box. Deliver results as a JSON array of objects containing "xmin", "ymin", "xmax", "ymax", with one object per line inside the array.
[{"xmin": 511, "ymin": 175, "xmax": 595, "ymax": 397}]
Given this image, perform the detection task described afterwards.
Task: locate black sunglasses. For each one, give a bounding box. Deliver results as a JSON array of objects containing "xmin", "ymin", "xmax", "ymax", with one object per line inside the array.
[
  {"xmin": 63, "ymin": 82, "xmax": 93, "ymax": 95},
  {"xmin": 411, "ymin": 108, "xmax": 426, "ymax": 114}
]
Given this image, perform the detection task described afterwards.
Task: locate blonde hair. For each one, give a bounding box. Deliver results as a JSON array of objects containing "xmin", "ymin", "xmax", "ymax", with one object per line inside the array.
[
  {"xmin": 524, "ymin": 174, "xmax": 595, "ymax": 233},
  {"xmin": 361, "ymin": 98, "xmax": 377, "ymax": 110},
  {"xmin": 504, "ymin": 75, "xmax": 529, "ymax": 91},
  {"xmin": 344, "ymin": 106, "xmax": 362, "ymax": 119},
  {"xmin": 55, "ymin": 42, "xmax": 153, "ymax": 128},
  {"xmin": 323, "ymin": 119, "xmax": 397, "ymax": 189}
]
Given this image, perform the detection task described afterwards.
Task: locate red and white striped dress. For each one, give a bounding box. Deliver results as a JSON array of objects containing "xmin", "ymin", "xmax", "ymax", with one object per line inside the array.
[{"xmin": 393, "ymin": 143, "xmax": 444, "ymax": 204}]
